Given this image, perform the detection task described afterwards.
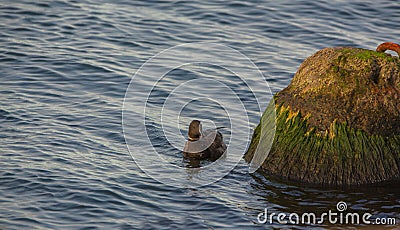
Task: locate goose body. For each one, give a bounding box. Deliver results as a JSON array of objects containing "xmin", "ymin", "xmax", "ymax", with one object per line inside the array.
[{"xmin": 183, "ymin": 120, "xmax": 227, "ymax": 161}]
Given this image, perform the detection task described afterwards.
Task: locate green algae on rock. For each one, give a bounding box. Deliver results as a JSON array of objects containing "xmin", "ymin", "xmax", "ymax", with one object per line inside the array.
[{"xmin": 245, "ymin": 45, "xmax": 400, "ymax": 186}]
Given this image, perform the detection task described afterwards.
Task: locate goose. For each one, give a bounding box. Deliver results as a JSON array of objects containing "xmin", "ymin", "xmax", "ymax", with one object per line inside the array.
[{"xmin": 183, "ymin": 120, "xmax": 227, "ymax": 161}]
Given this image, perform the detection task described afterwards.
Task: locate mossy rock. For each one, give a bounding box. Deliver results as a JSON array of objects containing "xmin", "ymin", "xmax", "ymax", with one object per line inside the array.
[{"xmin": 245, "ymin": 47, "xmax": 400, "ymax": 186}]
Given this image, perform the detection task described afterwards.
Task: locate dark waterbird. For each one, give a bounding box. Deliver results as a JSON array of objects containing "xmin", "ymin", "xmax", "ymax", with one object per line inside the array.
[{"xmin": 183, "ymin": 120, "xmax": 227, "ymax": 161}]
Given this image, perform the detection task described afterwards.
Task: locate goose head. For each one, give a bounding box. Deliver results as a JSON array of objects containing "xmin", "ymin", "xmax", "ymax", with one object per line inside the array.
[{"xmin": 188, "ymin": 120, "xmax": 202, "ymax": 141}]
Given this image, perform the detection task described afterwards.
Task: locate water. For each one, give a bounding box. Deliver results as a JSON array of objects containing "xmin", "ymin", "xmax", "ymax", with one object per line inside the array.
[{"xmin": 1, "ymin": 0, "xmax": 399, "ymax": 229}]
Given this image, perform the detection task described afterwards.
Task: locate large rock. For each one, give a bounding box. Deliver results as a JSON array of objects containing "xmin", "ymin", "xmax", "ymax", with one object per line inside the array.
[{"xmin": 245, "ymin": 46, "xmax": 400, "ymax": 186}]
